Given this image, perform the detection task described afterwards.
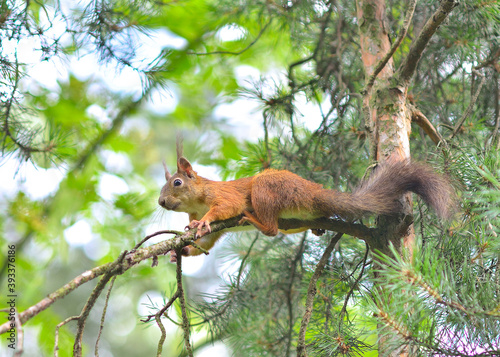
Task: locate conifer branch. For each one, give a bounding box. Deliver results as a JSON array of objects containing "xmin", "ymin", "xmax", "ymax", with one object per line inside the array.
[
  {"xmin": 365, "ymin": 0, "xmax": 417, "ymax": 91},
  {"xmin": 1, "ymin": 55, "xmax": 57, "ymax": 160},
  {"xmin": 286, "ymin": 232, "xmax": 308, "ymax": 356},
  {"xmin": 188, "ymin": 20, "xmax": 271, "ymax": 56},
  {"xmin": 410, "ymin": 105, "xmax": 446, "ymax": 147},
  {"xmin": 449, "ymin": 69, "xmax": 486, "ymax": 140},
  {"xmin": 236, "ymin": 233, "xmax": 260, "ymax": 289},
  {"xmin": 0, "ymin": 211, "xmax": 387, "ymax": 338},
  {"xmin": 339, "ymin": 243, "xmax": 369, "ymax": 329},
  {"xmin": 397, "ymin": 0, "xmax": 459, "ymax": 87},
  {"xmin": 0, "ymin": 87, "xmax": 154, "ymax": 285},
  {"xmin": 297, "ymin": 232, "xmax": 343, "ymax": 357}
]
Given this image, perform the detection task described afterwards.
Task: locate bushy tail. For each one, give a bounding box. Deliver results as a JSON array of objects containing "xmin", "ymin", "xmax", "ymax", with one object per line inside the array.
[{"xmin": 328, "ymin": 161, "xmax": 456, "ymax": 219}]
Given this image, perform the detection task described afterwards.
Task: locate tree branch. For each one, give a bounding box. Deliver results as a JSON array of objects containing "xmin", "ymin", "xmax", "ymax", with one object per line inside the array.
[
  {"xmin": 365, "ymin": 0, "xmax": 417, "ymax": 91},
  {"xmin": 286, "ymin": 232, "xmax": 308, "ymax": 356},
  {"xmin": 0, "ymin": 228, "xmax": 197, "ymax": 334},
  {"xmin": 154, "ymin": 290, "xmax": 180, "ymax": 356},
  {"xmin": 175, "ymin": 250, "xmax": 194, "ymax": 357},
  {"xmin": 449, "ymin": 69, "xmax": 486, "ymax": 140},
  {"xmin": 410, "ymin": 105, "xmax": 446, "ymax": 147},
  {"xmin": 397, "ymin": 0, "xmax": 459, "ymax": 87},
  {"xmin": 0, "ymin": 215, "xmax": 376, "ymax": 336},
  {"xmin": 54, "ymin": 316, "xmax": 80, "ymax": 356},
  {"xmin": 95, "ymin": 276, "xmax": 116, "ymax": 356},
  {"xmin": 339, "ymin": 242, "xmax": 369, "ymax": 328},
  {"xmin": 486, "ymin": 71, "xmax": 500, "ymax": 150},
  {"xmin": 277, "ymin": 217, "xmax": 374, "ymax": 240},
  {"xmin": 73, "ymin": 251, "xmax": 127, "ymax": 356}
]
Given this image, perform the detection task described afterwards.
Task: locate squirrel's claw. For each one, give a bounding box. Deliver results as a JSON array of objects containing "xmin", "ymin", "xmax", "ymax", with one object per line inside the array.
[
  {"xmin": 238, "ymin": 216, "xmax": 249, "ymax": 225},
  {"xmin": 187, "ymin": 220, "xmax": 200, "ymax": 230},
  {"xmin": 187, "ymin": 219, "xmax": 211, "ymax": 238},
  {"xmin": 196, "ymin": 220, "xmax": 211, "ymax": 237}
]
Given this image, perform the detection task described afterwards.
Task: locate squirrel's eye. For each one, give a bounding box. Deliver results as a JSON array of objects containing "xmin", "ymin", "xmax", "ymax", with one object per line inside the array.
[{"xmin": 173, "ymin": 178, "xmax": 183, "ymax": 187}]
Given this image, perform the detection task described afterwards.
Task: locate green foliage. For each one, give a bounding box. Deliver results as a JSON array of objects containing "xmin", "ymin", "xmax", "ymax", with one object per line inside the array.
[{"xmin": 368, "ymin": 148, "xmax": 500, "ymax": 356}]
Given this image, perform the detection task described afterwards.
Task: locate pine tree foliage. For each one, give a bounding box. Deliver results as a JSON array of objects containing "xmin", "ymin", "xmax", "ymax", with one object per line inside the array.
[{"xmin": 0, "ymin": 0, "xmax": 499, "ymax": 356}]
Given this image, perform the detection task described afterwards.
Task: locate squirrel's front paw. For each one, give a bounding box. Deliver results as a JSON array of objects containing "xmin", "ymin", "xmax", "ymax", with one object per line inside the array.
[
  {"xmin": 187, "ymin": 219, "xmax": 211, "ymax": 238},
  {"xmin": 186, "ymin": 219, "xmax": 200, "ymax": 230}
]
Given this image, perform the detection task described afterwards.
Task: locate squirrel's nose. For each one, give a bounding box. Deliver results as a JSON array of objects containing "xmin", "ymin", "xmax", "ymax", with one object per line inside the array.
[{"xmin": 158, "ymin": 197, "xmax": 165, "ymax": 207}]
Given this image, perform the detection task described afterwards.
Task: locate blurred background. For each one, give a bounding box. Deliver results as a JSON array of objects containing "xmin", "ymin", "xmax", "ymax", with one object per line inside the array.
[{"xmin": 1, "ymin": 0, "xmax": 499, "ymax": 356}]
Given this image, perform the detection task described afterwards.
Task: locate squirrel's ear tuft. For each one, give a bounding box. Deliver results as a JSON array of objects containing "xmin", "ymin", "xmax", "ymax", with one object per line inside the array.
[
  {"xmin": 177, "ymin": 157, "xmax": 196, "ymax": 178},
  {"xmin": 163, "ymin": 161, "xmax": 172, "ymax": 181},
  {"xmin": 176, "ymin": 135, "xmax": 183, "ymax": 160}
]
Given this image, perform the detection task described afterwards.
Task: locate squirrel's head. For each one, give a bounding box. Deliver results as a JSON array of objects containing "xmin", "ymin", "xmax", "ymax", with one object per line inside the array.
[{"xmin": 158, "ymin": 157, "xmax": 199, "ymax": 212}]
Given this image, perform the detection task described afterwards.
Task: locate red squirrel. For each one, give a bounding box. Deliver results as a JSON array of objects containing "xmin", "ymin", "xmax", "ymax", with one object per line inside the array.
[{"xmin": 158, "ymin": 150, "xmax": 454, "ymax": 261}]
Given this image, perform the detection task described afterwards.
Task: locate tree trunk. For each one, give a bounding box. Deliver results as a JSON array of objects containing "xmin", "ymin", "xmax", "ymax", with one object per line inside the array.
[
  {"xmin": 356, "ymin": 0, "xmax": 459, "ymax": 354},
  {"xmin": 356, "ymin": 0, "xmax": 413, "ymax": 356}
]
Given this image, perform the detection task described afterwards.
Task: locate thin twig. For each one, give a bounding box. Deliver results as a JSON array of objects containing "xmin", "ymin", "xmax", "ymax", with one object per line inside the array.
[
  {"xmin": 486, "ymin": 71, "xmax": 500, "ymax": 149},
  {"xmin": 297, "ymin": 232, "xmax": 343, "ymax": 357},
  {"xmin": 141, "ymin": 290, "xmax": 180, "ymax": 324},
  {"xmin": 154, "ymin": 290, "xmax": 180, "ymax": 356},
  {"xmin": 474, "ymin": 47, "xmax": 500, "ymax": 71},
  {"xmin": 449, "ymin": 69, "xmax": 486, "ymax": 140},
  {"xmin": 188, "ymin": 20, "xmax": 271, "ymax": 56},
  {"xmin": 54, "ymin": 316, "xmax": 80, "ymax": 357},
  {"xmin": 73, "ymin": 251, "xmax": 128, "ymax": 356},
  {"xmin": 134, "ymin": 229, "xmax": 182, "ymax": 250},
  {"xmin": 73, "ymin": 265, "xmax": 117, "ymax": 356},
  {"xmin": 95, "ymin": 276, "xmax": 116, "ymax": 357},
  {"xmin": 288, "ymin": 55, "xmax": 315, "ymax": 91},
  {"xmin": 13, "ymin": 308, "xmax": 23, "ymax": 357},
  {"xmin": 285, "ymin": 232, "xmax": 308, "ymax": 356},
  {"xmin": 338, "ymin": 242, "xmax": 369, "ymax": 329},
  {"xmin": 236, "ymin": 233, "xmax": 260, "ymax": 289},
  {"xmin": 312, "ymin": 0, "xmax": 336, "ymax": 61},
  {"xmin": 175, "ymin": 249, "xmax": 194, "ymax": 357},
  {"xmin": 263, "ymin": 112, "xmax": 272, "ymax": 167},
  {"xmin": 155, "ymin": 310, "xmax": 167, "ymax": 357}
]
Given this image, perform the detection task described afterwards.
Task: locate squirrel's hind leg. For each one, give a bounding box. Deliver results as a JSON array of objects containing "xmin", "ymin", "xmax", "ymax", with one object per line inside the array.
[{"xmin": 239, "ymin": 210, "xmax": 279, "ymax": 236}]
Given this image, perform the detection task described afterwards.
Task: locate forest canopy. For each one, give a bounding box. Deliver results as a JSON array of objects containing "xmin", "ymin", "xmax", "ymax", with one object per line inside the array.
[{"xmin": 1, "ymin": 0, "xmax": 499, "ymax": 356}]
